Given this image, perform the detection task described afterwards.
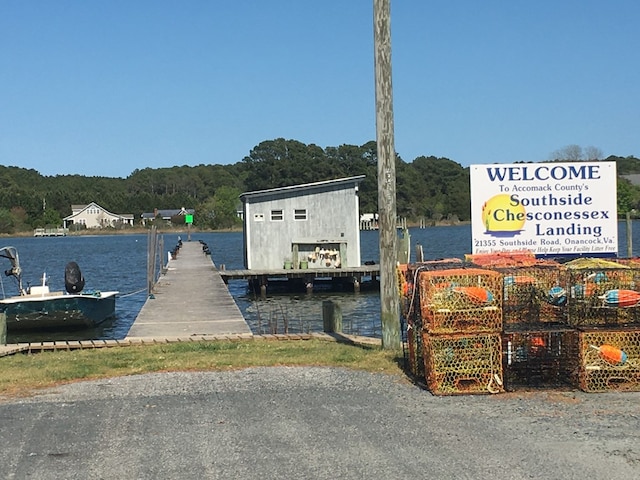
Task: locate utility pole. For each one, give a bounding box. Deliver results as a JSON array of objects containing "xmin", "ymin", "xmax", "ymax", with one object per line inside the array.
[{"xmin": 373, "ymin": 0, "xmax": 400, "ymax": 349}]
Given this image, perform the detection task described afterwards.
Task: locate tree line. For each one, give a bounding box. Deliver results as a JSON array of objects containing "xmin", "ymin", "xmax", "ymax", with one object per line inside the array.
[{"xmin": 1, "ymin": 139, "xmax": 640, "ymax": 234}]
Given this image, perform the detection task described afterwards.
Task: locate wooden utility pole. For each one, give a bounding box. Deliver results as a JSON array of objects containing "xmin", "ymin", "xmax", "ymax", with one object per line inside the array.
[{"xmin": 373, "ymin": 0, "xmax": 400, "ymax": 349}]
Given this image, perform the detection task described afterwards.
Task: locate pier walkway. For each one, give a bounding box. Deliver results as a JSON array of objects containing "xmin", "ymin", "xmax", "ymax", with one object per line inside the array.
[{"xmin": 126, "ymin": 240, "xmax": 252, "ymax": 340}]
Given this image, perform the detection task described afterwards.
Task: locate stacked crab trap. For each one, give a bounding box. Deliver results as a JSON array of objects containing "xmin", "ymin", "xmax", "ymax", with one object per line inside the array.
[
  {"xmin": 489, "ymin": 255, "xmax": 578, "ymax": 391},
  {"xmin": 400, "ymin": 253, "xmax": 640, "ymax": 395},
  {"xmin": 402, "ymin": 261, "xmax": 504, "ymax": 395},
  {"xmin": 565, "ymin": 258, "xmax": 640, "ymax": 392}
]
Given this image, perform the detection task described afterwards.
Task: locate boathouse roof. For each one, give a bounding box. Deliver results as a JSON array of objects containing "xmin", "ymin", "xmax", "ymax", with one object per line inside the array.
[{"xmin": 239, "ymin": 175, "xmax": 365, "ymax": 201}]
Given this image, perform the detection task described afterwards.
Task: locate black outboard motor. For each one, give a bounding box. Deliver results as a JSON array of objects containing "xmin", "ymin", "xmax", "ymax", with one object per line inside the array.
[{"xmin": 64, "ymin": 261, "xmax": 85, "ymax": 294}]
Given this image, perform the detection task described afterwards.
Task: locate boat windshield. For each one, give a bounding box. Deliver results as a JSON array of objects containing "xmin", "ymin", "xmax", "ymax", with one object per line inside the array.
[{"xmin": 0, "ymin": 246, "xmax": 25, "ymax": 296}]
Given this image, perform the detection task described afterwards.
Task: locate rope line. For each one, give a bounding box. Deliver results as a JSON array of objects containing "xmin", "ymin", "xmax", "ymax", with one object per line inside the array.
[{"xmin": 117, "ymin": 288, "xmax": 148, "ymax": 298}]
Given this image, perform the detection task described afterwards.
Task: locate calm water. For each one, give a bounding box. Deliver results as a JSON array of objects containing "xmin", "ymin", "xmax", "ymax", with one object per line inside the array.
[
  {"xmin": 4, "ymin": 221, "xmax": 640, "ymax": 342},
  {"xmin": 4, "ymin": 234, "xmax": 149, "ymax": 343}
]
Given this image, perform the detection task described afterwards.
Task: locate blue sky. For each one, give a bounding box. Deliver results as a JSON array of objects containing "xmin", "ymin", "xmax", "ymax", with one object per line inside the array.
[{"xmin": 2, "ymin": 1, "xmax": 639, "ymax": 178}]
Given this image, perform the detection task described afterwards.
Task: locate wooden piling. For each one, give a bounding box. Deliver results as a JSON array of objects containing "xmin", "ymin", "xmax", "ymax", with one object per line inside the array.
[
  {"xmin": 0, "ymin": 312, "xmax": 6, "ymax": 345},
  {"xmin": 627, "ymin": 212, "xmax": 633, "ymax": 257},
  {"xmin": 374, "ymin": 0, "xmax": 401, "ymax": 350},
  {"xmin": 397, "ymin": 227, "xmax": 410, "ymax": 264},
  {"xmin": 322, "ymin": 300, "xmax": 343, "ymax": 333}
]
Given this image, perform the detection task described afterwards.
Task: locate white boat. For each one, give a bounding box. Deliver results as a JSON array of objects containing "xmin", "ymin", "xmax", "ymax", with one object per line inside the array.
[{"xmin": 0, "ymin": 246, "xmax": 118, "ymax": 331}]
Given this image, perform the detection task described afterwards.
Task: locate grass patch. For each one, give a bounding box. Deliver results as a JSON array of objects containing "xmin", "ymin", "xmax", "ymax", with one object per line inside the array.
[{"xmin": 0, "ymin": 339, "xmax": 405, "ymax": 398}]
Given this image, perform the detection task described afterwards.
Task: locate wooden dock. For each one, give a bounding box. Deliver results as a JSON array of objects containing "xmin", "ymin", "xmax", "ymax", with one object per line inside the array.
[
  {"xmin": 219, "ymin": 264, "xmax": 380, "ymax": 294},
  {"xmin": 219, "ymin": 265, "xmax": 380, "ymax": 281},
  {"xmin": 33, "ymin": 227, "xmax": 68, "ymax": 237},
  {"xmin": 126, "ymin": 241, "xmax": 252, "ymax": 339}
]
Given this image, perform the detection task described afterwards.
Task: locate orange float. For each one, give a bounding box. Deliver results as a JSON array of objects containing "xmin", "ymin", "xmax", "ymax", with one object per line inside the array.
[{"xmin": 590, "ymin": 344, "xmax": 628, "ymax": 365}]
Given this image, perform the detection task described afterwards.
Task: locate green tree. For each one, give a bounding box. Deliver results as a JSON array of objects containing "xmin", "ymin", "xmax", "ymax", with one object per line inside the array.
[
  {"xmin": 241, "ymin": 138, "xmax": 330, "ymax": 191},
  {"xmin": 325, "ymin": 141, "xmax": 379, "ymax": 214},
  {"xmin": 195, "ymin": 187, "xmax": 242, "ymax": 230},
  {"xmin": 617, "ymin": 177, "xmax": 640, "ymax": 214},
  {"xmin": 9, "ymin": 207, "xmax": 29, "ymax": 232},
  {"xmin": 399, "ymin": 156, "xmax": 470, "ymax": 221},
  {"xmin": 195, "ymin": 197, "xmax": 217, "ymax": 230},
  {"xmin": 212, "ymin": 186, "xmax": 242, "ymax": 229},
  {"xmin": 0, "ymin": 208, "xmax": 15, "ymax": 234},
  {"xmin": 0, "ymin": 144, "xmax": 638, "ymax": 229},
  {"xmin": 35, "ymin": 208, "xmax": 63, "ymax": 228}
]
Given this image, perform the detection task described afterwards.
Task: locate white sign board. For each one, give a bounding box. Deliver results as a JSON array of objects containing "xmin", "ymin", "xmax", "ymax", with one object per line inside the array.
[{"xmin": 470, "ymin": 161, "xmax": 618, "ymax": 256}]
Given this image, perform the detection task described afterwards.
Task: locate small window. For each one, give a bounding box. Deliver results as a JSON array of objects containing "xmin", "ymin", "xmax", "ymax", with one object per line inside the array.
[
  {"xmin": 271, "ymin": 209, "xmax": 284, "ymax": 221},
  {"xmin": 253, "ymin": 213, "xmax": 265, "ymax": 222},
  {"xmin": 294, "ymin": 209, "xmax": 307, "ymax": 221}
]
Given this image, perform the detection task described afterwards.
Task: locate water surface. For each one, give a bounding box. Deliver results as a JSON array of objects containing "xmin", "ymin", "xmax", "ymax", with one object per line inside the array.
[{"xmin": 4, "ymin": 221, "xmax": 639, "ymax": 342}]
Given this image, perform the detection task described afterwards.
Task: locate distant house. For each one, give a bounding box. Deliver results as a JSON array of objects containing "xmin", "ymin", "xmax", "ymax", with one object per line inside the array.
[
  {"xmin": 140, "ymin": 207, "xmax": 195, "ymax": 226},
  {"xmin": 239, "ymin": 176, "xmax": 365, "ymax": 270},
  {"xmin": 63, "ymin": 202, "xmax": 134, "ymax": 229}
]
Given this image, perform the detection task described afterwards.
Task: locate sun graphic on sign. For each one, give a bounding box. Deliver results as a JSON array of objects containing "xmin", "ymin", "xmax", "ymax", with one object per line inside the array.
[{"xmin": 481, "ymin": 194, "xmax": 526, "ymax": 235}]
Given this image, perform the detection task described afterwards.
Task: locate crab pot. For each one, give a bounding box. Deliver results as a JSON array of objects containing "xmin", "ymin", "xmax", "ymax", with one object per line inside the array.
[
  {"xmin": 404, "ymin": 292, "xmax": 424, "ymax": 378},
  {"xmin": 494, "ymin": 262, "xmax": 569, "ymax": 328},
  {"xmin": 422, "ymin": 331, "xmax": 503, "ymax": 395},
  {"xmin": 400, "ymin": 261, "xmax": 463, "ymax": 319},
  {"xmin": 400, "ymin": 265, "xmax": 421, "ymax": 377},
  {"xmin": 502, "ymin": 329, "xmax": 578, "ymax": 390},
  {"xmin": 465, "ymin": 250, "xmax": 536, "ymax": 268},
  {"xmin": 405, "ymin": 320, "xmax": 424, "ymax": 378},
  {"xmin": 419, "ymin": 268, "xmax": 503, "ymax": 334},
  {"xmin": 403, "ymin": 262, "xmax": 467, "ymax": 377},
  {"xmin": 397, "ymin": 264, "xmax": 412, "ymax": 318},
  {"xmin": 565, "ymin": 262, "xmax": 638, "ymax": 327},
  {"xmin": 578, "ymin": 327, "xmax": 640, "ymax": 393}
]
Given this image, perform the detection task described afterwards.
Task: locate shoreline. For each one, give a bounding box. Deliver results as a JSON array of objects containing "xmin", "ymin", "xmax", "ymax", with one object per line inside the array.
[{"xmin": 1, "ymin": 222, "xmax": 474, "ymax": 239}]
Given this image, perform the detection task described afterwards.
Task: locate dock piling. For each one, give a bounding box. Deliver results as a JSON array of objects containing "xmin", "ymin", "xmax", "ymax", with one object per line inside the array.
[
  {"xmin": 322, "ymin": 300, "xmax": 342, "ymax": 333},
  {"xmin": 0, "ymin": 312, "xmax": 6, "ymax": 345}
]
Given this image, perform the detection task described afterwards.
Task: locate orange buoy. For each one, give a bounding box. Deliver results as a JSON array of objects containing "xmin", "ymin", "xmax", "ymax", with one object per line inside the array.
[
  {"xmin": 599, "ymin": 289, "xmax": 640, "ymax": 308},
  {"xmin": 504, "ymin": 275, "xmax": 536, "ymax": 286},
  {"xmin": 530, "ymin": 336, "xmax": 546, "ymax": 348},
  {"xmin": 590, "ymin": 344, "xmax": 628, "ymax": 365},
  {"xmin": 452, "ymin": 286, "xmax": 494, "ymax": 304}
]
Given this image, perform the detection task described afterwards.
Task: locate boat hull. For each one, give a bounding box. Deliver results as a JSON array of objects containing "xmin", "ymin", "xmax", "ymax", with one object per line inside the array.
[{"xmin": 0, "ymin": 291, "xmax": 118, "ymax": 331}]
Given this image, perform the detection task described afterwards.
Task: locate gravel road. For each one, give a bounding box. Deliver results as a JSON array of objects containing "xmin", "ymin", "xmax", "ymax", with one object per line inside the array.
[{"xmin": 1, "ymin": 367, "xmax": 639, "ymax": 479}]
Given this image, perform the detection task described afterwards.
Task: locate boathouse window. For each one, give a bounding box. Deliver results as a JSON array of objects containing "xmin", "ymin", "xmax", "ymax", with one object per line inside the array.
[
  {"xmin": 270, "ymin": 209, "xmax": 284, "ymax": 221},
  {"xmin": 253, "ymin": 213, "xmax": 265, "ymax": 222},
  {"xmin": 294, "ymin": 209, "xmax": 307, "ymax": 221}
]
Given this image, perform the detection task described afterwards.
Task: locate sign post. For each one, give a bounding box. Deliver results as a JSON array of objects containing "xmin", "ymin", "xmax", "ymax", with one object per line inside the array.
[{"xmin": 185, "ymin": 214, "xmax": 193, "ymax": 242}]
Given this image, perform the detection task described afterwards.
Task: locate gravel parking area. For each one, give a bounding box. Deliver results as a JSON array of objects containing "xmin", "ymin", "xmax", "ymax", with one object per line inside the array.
[{"xmin": 1, "ymin": 367, "xmax": 639, "ymax": 479}]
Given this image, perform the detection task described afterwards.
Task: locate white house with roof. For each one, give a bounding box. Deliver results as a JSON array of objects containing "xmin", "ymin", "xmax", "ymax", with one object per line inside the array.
[
  {"xmin": 239, "ymin": 176, "xmax": 364, "ymax": 270},
  {"xmin": 62, "ymin": 202, "xmax": 134, "ymax": 229}
]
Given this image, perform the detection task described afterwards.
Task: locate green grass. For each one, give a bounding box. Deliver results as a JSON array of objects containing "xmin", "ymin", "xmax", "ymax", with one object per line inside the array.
[{"xmin": 0, "ymin": 339, "xmax": 405, "ymax": 398}]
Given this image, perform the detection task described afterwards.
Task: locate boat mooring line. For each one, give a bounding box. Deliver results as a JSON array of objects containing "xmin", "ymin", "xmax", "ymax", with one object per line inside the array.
[{"xmin": 117, "ymin": 288, "xmax": 148, "ymax": 298}]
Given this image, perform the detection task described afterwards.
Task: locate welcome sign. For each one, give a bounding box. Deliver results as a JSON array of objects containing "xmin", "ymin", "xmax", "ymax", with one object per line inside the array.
[{"xmin": 470, "ymin": 161, "xmax": 618, "ymax": 257}]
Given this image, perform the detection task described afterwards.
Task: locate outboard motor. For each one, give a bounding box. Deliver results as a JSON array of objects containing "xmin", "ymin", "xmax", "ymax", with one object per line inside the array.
[{"xmin": 64, "ymin": 261, "xmax": 85, "ymax": 294}]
